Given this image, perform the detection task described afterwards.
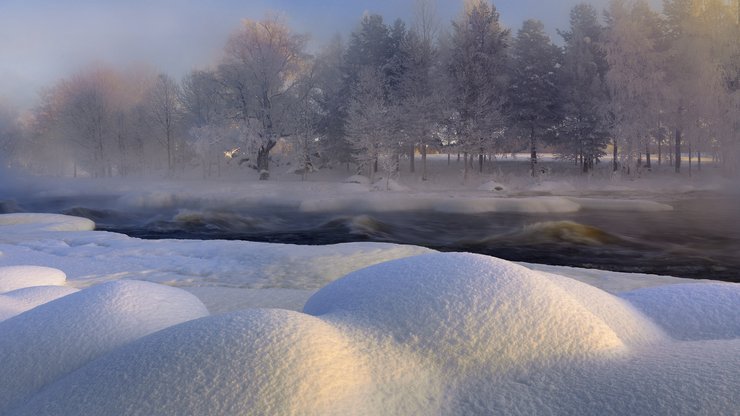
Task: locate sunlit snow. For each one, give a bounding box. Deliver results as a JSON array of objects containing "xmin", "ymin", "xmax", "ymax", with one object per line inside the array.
[{"xmin": 0, "ymin": 213, "xmax": 738, "ymax": 415}]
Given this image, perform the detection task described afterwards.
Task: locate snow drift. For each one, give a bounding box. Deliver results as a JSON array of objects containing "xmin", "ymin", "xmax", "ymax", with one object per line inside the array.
[
  {"xmin": 0, "ymin": 280, "xmax": 208, "ymax": 414},
  {"xmin": 0, "ymin": 265, "xmax": 67, "ymax": 293}
]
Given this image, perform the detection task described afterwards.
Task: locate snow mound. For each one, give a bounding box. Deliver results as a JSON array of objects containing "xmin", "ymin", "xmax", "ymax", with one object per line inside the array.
[
  {"xmin": 343, "ymin": 174, "xmax": 370, "ymax": 185},
  {"xmin": 372, "ymin": 178, "xmax": 409, "ymax": 191},
  {"xmin": 12, "ymin": 309, "xmax": 372, "ymax": 416},
  {"xmin": 0, "ymin": 286, "xmax": 78, "ymax": 321},
  {"xmin": 300, "ymin": 196, "xmax": 580, "ymax": 214},
  {"xmin": 0, "ymin": 280, "xmax": 208, "ymax": 414},
  {"xmin": 0, "ymin": 213, "xmax": 95, "ymax": 232},
  {"xmin": 0, "ymin": 265, "xmax": 67, "ymax": 293},
  {"xmin": 433, "ymin": 196, "xmax": 580, "ymax": 214},
  {"xmin": 570, "ymin": 197, "xmax": 673, "ymax": 212},
  {"xmin": 621, "ymin": 283, "xmax": 740, "ymax": 341},
  {"xmin": 477, "ymin": 180, "xmax": 507, "ymax": 192},
  {"xmin": 305, "ymin": 252, "xmax": 661, "ymax": 372}
]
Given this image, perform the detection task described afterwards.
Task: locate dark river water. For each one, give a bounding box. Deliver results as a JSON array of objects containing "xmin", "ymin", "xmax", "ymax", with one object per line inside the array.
[{"xmin": 4, "ymin": 192, "xmax": 739, "ymax": 283}]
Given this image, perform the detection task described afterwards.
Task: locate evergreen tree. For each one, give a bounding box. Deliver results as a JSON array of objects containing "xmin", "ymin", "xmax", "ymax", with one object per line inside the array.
[
  {"xmin": 558, "ymin": 3, "xmax": 611, "ymax": 173},
  {"xmin": 445, "ymin": 0, "xmax": 509, "ymax": 178},
  {"xmin": 507, "ymin": 19, "xmax": 562, "ymax": 177}
]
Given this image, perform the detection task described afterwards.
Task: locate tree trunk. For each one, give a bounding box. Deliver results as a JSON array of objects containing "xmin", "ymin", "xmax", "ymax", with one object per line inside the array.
[
  {"xmin": 613, "ymin": 137, "xmax": 618, "ymax": 172},
  {"xmin": 688, "ymin": 142, "xmax": 692, "ymax": 177},
  {"xmin": 257, "ymin": 146, "xmax": 270, "ymax": 180},
  {"xmin": 530, "ymin": 126, "xmax": 537, "ymax": 177},
  {"xmin": 658, "ymin": 138, "xmax": 662, "ymax": 166},
  {"xmin": 409, "ymin": 144, "xmax": 415, "ymax": 173},
  {"xmin": 422, "ymin": 145, "xmax": 428, "ymax": 181},
  {"xmin": 463, "ymin": 152, "xmax": 468, "ymax": 183},
  {"xmin": 645, "ymin": 142, "xmax": 651, "ymax": 170},
  {"xmin": 478, "ymin": 154, "xmax": 484, "ymax": 173},
  {"xmin": 675, "ymin": 128, "xmax": 682, "ymax": 173},
  {"xmin": 697, "ymin": 151, "xmax": 701, "ymax": 171}
]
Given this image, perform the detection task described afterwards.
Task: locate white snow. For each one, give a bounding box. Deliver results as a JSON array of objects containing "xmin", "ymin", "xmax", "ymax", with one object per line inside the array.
[
  {"xmin": 621, "ymin": 283, "xmax": 740, "ymax": 341},
  {"xmin": 0, "ymin": 265, "xmax": 67, "ymax": 293},
  {"xmin": 0, "ymin": 213, "xmax": 737, "ymax": 415},
  {"xmin": 0, "ymin": 213, "xmax": 95, "ymax": 232},
  {"xmin": 0, "ymin": 285, "xmax": 78, "ymax": 321},
  {"xmin": 10, "ymin": 309, "xmax": 374, "ymax": 416},
  {"xmin": 0, "ymin": 280, "xmax": 208, "ymax": 414}
]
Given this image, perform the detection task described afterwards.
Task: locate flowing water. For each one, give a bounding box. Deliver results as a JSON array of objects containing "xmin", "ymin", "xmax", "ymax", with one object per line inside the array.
[{"xmin": 4, "ymin": 192, "xmax": 739, "ymax": 282}]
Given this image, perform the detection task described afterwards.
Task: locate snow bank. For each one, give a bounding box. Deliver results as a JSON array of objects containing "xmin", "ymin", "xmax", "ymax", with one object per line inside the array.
[
  {"xmin": 305, "ymin": 253, "xmax": 662, "ymax": 372},
  {"xmin": 0, "ymin": 213, "xmax": 95, "ymax": 232},
  {"xmin": 621, "ymin": 283, "xmax": 740, "ymax": 341},
  {"xmin": 11, "ymin": 309, "xmax": 373, "ymax": 416},
  {"xmin": 0, "ymin": 286, "xmax": 78, "ymax": 321},
  {"xmin": 570, "ymin": 197, "xmax": 673, "ymax": 212},
  {"xmin": 300, "ymin": 195, "xmax": 581, "ymax": 214},
  {"xmin": 0, "ymin": 280, "xmax": 208, "ymax": 414},
  {"xmin": 0, "ymin": 265, "xmax": 67, "ymax": 293},
  {"xmin": 1, "ymin": 250, "xmax": 737, "ymax": 415}
]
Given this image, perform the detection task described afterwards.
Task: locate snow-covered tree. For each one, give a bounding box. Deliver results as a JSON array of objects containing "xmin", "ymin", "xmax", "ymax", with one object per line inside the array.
[
  {"xmin": 145, "ymin": 73, "xmax": 182, "ymax": 173},
  {"xmin": 398, "ymin": 0, "xmax": 442, "ymax": 180},
  {"xmin": 558, "ymin": 3, "xmax": 611, "ymax": 173},
  {"xmin": 219, "ymin": 14, "xmax": 308, "ymax": 180},
  {"xmin": 345, "ymin": 68, "xmax": 394, "ymax": 182},
  {"xmin": 507, "ymin": 19, "xmax": 562, "ymax": 177},
  {"xmin": 0, "ymin": 103, "xmax": 21, "ymax": 168},
  {"xmin": 445, "ymin": 0, "xmax": 509, "ymax": 178},
  {"xmin": 604, "ymin": 0, "xmax": 667, "ymax": 172}
]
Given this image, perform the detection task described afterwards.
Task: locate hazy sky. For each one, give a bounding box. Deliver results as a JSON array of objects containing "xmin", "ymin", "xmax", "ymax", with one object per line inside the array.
[{"xmin": 0, "ymin": 0, "xmax": 621, "ymax": 109}]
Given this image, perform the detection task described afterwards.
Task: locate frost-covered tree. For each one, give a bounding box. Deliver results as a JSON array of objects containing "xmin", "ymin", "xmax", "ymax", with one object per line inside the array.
[
  {"xmin": 0, "ymin": 103, "xmax": 21, "ymax": 168},
  {"xmin": 345, "ymin": 68, "xmax": 394, "ymax": 182},
  {"xmin": 397, "ymin": 0, "xmax": 442, "ymax": 180},
  {"xmin": 220, "ymin": 15, "xmax": 308, "ymax": 179},
  {"xmin": 661, "ymin": 0, "xmax": 738, "ymax": 173},
  {"xmin": 507, "ymin": 19, "xmax": 562, "ymax": 177},
  {"xmin": 604, "ymin": 0, "xmax": 667, "ymax": 172},
  {"xmin": 145, "ymin": 73, "xmax": 182, "ymax": 173},
  {"xmin": 558, "ymin": 3, "xmax": 611, "ymax": 173},
  {"xmin": 445, "ymin": 0, "xmax": 509, "ymax": 178},
  {"xmin": 343, "ymin": 14, "xmax": 407, "ymax": 176}
]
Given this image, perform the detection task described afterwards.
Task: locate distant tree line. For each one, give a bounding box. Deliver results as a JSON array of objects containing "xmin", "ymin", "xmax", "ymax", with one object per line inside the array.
[{"xmin": 1, "ymin": 0, "xmax": 738, "ymax": 180}]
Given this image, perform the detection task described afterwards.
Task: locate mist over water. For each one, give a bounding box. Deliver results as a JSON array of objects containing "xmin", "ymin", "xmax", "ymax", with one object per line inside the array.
[{"xmin": 3, "ymin": 190, "xmax": 738, "ymax": 282}]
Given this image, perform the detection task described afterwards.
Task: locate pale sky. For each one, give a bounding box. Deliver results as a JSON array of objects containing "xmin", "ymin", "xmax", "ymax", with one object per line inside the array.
[{"xmin": 0, "ymin": 0, "xmax": 624, "ymax": 109}]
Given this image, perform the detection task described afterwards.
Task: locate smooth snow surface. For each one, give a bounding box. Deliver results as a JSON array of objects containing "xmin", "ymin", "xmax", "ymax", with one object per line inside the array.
[
  {"xmin": 0, "ymin": 280, "xmax": 208, "ymax": 414},
  {"xmin": 0, "ymin": 265, "xmax": 67, "ymax": 293},
  {"xmin": 0, "ymin": 214, "xmax": 738, "ymax": 415},
  {"xmin": 621, "ymin": 283, "xmax": 740, "ymax": 341},
  {"xmin": 305, "ymin": 253, "xmax": 663, "ymax": 372},
  {"xmin": 0, "ymin": 285, "xmax": 78, "ymax": 321},
  {"xmin": 13, "ymin": 310, "xmax": 372, "ymax": 416}
]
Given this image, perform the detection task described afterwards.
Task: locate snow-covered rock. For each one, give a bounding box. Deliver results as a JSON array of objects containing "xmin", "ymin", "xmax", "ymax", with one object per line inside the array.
[
  {"xmin": 621, "ymin": 282, "xmax": 740, "ymax": 341},
  {"xmin": 0, "ymin": 280, "xmax": 208, "ymax": 414},
  {"xmin": 0, "ymin": 213, "xmax": 95, "ymax": 232},
  {"xmin": 477, "ymin": 180, "xmax": 507, "ymax": 192},
  {"xmin": 0, "ymin": 285, "xmax": 78, "ymax": 321},
  {"xmin": 0, "ymin": 265, "xmax": 67, "ymax": 293},
  {"xmin": 343, "ymin": 174, "xmax": 370, "ymax": 185},
  {"xmin": 10, "ymin": 309, "xmax": 372, "ymax": 416}
]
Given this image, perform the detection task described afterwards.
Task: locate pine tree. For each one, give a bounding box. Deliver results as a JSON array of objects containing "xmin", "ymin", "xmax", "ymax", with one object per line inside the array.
[
  {"xmin": 507, "ymin": 19, "xmax": 562, "ymax": 177},
  {"xmin": 558, "ymin": 3, "xmax": 611, "ymax": 173},
  {"xmin": 445, "ymin": 0, "xmax": 509, "ymax": 178}
]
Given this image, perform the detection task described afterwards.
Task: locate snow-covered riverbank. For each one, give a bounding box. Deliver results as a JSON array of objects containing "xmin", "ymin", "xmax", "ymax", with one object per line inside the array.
[{"xmin": 1, "ymin": 213, "xmax": 738, "ymax": 415}]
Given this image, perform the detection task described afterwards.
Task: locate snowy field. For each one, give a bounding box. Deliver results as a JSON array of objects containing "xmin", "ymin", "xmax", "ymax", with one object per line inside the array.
[{"xmin": 1, "ymin": 212, "xmax": 738, "ymax": 415}]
